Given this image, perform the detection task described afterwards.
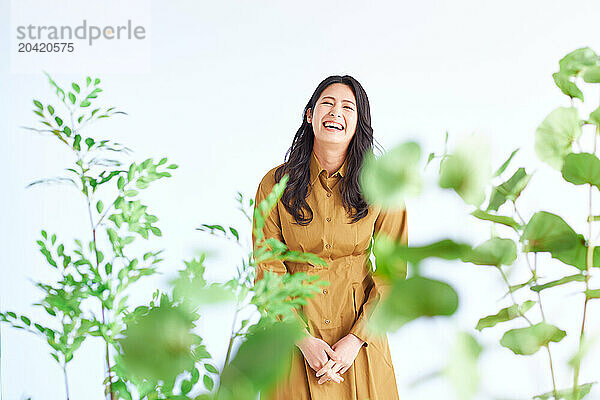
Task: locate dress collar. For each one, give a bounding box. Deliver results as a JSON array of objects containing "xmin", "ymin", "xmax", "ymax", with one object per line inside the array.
[{"xmin": 309, "ymin": 149, "xmax": 347, "ymax": 186}]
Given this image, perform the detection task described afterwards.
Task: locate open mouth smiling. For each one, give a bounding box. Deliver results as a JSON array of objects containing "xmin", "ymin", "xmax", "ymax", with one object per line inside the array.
[{"xmin": 323, "ymin": 121, "xmax": 344, "ymax": 131}]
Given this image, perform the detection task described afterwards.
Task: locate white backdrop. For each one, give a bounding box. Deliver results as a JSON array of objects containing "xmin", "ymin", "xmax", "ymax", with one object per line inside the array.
[{"xmin": 2, "ymin": 1, "xmax": 600, "ymax": 399}]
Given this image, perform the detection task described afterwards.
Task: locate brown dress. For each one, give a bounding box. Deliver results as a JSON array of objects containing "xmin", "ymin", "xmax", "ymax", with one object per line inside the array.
[{"xmin": 252, "ymin": 148, "xmax": 408, "ymax": 400}]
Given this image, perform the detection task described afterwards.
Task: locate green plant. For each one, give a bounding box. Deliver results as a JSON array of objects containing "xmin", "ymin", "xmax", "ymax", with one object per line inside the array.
[
  {"xmin": 117, "ymin": 174, "xmax": 331, "ymax": 399},
  {"xmin": 365, "ymin": 47, "xmax": 600, "ymax": 400},
  {"xmin": 0, "ymin": 72, "xmax": 177, "ymax": 400}
]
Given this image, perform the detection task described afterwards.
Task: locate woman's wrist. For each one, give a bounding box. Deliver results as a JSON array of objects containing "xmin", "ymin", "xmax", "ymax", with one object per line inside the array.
[{"xmin": 349, "ymin": 333, "xmax": 366, "ymax": 346}]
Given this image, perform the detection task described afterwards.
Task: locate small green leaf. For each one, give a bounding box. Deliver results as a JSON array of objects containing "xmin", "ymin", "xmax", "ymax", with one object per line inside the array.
[
  {"xmin": 33, "ymin": 100, "xmax": 43, "ymax": 109},
  {"xmin": 500, "ymin": 322, "xmax": 566, "ymax": 355},
  {"xmin": 73, "ymin": 134, "xmax": 81, "ymax": 151},
  {"xmin": 487, "ymin": 168, "xmax": 531, "ymax": 211},
  {"xmin": 493, "ymin": 148, "xmax": 520, "ymax": 177},
  {"xmin": 552, "ymin": 72, "xmax": 584, "ymax": 101},
  {"xmin": 96, "ymin": 200, "xmax": 104, "ymax": 213},
  {"xmin": 470, "ymin": 209, "xmax": 522, "ymax": 231},
  {"xmin": 68, "ymin": 92, "xmax": 76, "ymax": 104},
  {"xmin": 55, "ymin": 116, "xmax": 63, "ymax": 126},
  {"xmin": 86, "ymin": 76, "xmax": 91, "ymax": 86},
  {"xmin": 80, "ymin": 100, "xmax": 91, "ymax": 107},
  {"xmin": 534, "ymin": 382, "xmax": 595, "ymax": 400},
  {"xmin": 476, "ymin": 301, "xmax": 536, "ymax": 331},
  {"xmin": 584, "ymin": 288, "xmax": 600, "ymax": 299},
  {"xmin": 531, "ymin": 274, "xmax": 586, "ymax": 292},
  {"xmin": 590, "ymin": 107, "xmax": 600, "ymax": 125},
  {"xmin": 205, "ymin": 363, "xmax": 218, "ymax": 373},
  {"xmin": 203, "ymin": 374, "xmax": 214, "ymax": 391},
  {"xmin": 94, "ymin": 78, "xmax": 101, "ymax": 85},
  {"xmin": 72, "ymin": 83, "xmax": 80, "ymax": 93},
  {"xmin": 558, "ymin": 47, "xmax": 598, "ymax": 76},
  {"xmin": 48, "ymin": 105, "xmax": 55, "ymax": 115}
]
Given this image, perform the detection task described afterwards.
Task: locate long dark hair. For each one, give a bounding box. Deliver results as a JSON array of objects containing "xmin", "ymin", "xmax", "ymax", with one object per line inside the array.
[{"xmin": 274, "ymin": 75, "xmax": 384, "ymax": 226}]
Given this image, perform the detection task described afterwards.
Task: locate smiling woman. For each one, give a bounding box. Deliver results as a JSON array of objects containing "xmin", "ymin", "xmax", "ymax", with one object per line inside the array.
[{"xmin": 252, "ymin": 75, "xmax": 406, "ymax": 400}]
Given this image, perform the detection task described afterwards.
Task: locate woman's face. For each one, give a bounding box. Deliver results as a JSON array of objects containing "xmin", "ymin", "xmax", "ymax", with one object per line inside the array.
[{"xmin": 307, "ymin": 83, "xmax": 358, "ymax": 147}]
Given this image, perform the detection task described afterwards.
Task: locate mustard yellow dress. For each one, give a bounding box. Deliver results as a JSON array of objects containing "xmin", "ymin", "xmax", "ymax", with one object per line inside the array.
[{"xmin": 252, "ymin": 149, "xmax": 408, "ymax": 400}]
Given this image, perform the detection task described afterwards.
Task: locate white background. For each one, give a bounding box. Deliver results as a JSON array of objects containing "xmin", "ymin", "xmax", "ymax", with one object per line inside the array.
[{"xmin": 2, "ymin": 1, "xmax": 600, "ymax": 399}]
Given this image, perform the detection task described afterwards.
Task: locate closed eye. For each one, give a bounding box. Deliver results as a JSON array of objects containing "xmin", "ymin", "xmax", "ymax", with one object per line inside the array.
[{"xmin": 322, "ymin": 101, "xmax": 354, "ymax": 111}]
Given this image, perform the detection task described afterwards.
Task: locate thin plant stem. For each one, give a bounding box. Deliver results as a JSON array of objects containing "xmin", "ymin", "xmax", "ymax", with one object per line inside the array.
[
  {"xmin": 572, "ymin": 103, "xmax": 599, "ymax": 399},
  {"xmin": 63, "ymin": 362, "xmax": 71, "ymax": 400},
  {"xmin": 85, "ymin": 176, "xmax": 115, "ymax": 400},
  {"xmin": 512, "ymin": 203, "xmax": 559, "ymax": 398}
]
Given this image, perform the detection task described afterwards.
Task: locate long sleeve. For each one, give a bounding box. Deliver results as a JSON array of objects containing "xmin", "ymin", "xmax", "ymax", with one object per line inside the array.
[
  {"xmin": 349, "ymin": 205, "xmax": 408, "ymax": 347},
  {"xmin": 251, "ymin": 177, "xmax": 309, "ymax": 332}
]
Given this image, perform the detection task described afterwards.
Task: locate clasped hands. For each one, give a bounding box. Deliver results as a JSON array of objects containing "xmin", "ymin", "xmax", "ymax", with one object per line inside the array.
[{"xmin": 296, "ymin": 332, "xmax": 365, "ymax": 384}]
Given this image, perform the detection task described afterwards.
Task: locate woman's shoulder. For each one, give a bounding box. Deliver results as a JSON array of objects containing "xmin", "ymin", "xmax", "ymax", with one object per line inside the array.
[{"xmin": 258, "ymin": 162, "xmax": 286, "ymax": 190}]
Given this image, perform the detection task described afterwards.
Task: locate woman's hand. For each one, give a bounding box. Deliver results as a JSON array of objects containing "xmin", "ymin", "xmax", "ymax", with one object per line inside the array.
[
  {"xmin": 315, "ymin": 333, "xmax": 364, "ymax": 384},
  {"xmin": 296, "ymin": 335, "xmax": 344, "ymax": 384}
]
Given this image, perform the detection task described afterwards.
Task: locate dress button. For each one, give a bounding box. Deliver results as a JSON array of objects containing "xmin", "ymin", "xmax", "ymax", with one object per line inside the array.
[
  {"xmin": 326, "ymin": 217, "xmax": 331, "ymax": 222},
  {"xmin": 325, "ymin": 319, "xmax": 330, "ymax": 324},
  {"xmin": 325, "ymin": 244, "xmax": 331, "ymax": 249},
  {"xmin": 326, "ymin": 193, "xmax": 332, "ymax": 197},
  {"xmin": 323, "ymin": 289, "xmax": 328, "ymax": 294}
]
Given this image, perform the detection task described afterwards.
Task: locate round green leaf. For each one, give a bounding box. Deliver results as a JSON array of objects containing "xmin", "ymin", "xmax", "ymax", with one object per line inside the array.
[
  {"xmin": 371, "ymin": 276, "xmax": 459, "ymax": 332},
  {"xmin": 500, "ymin": 322, "xmax": 566, "ymax": 355},
  {"xmin": 534, "ymin": 107, "xmax": 582, "ymax": 170},
  {"xmin": 561, "ymin": 152, "xmax": 600, "ymax": 188},
  {"xmin": 359, "ymin": 142, "xmax": 422, "ymax": 209}
]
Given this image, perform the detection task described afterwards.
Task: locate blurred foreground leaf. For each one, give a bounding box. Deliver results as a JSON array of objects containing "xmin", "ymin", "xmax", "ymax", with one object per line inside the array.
[
  {"xmin": 359, "ymin": 142, "xmax": 422, "ymax": 209},
  {"xmin": 370, "ymin": 276, "xmax": 459, "ymax": 333},
  {"xmin": 118, "ymin": 301, "xmax": 199, "ymax": 387},
  {"xmin": 444, "ymin": 331, "xmax": 483, "ymax": 400},
  {"xmin": 217, "ymin": 319, "xmax": 304, "ymax": 400},
  {"xmin": 439, "ymin": 133, "xmax": 492, "ymax": 207},
  {"xmin": 461, "ymin": 237, "xmax": 517, "ymax": 267}
]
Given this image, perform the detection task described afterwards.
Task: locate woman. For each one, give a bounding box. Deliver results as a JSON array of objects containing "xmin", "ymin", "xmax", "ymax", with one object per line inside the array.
[{"xmin": 252, "ymin": 75, "xmax": 407, "ymax": 399}]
